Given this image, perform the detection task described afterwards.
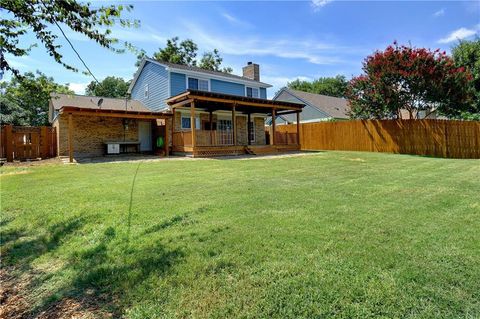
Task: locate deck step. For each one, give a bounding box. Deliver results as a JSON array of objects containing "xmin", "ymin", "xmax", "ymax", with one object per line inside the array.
[{"xmin": 245, "ymin": 147, "xmax": 255, "ymax": 155}]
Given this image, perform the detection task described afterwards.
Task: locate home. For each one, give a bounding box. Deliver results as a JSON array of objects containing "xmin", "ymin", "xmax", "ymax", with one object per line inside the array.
[
  {"xmin": 272, "ymin": 88, "xmax": 350, "ymax": 123},
  {"xmin": 50, "ymin": 60, "xmax": 304, "ymax": 161}
]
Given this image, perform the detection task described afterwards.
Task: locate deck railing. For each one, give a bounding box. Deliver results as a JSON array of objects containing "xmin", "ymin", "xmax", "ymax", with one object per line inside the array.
[
  {"xmin": 173, "ymin": 130, "xmax": 234, "ymax": 147},
  {"xmin": 172, "ymin": 131, "xmax": 192, "ymax": 146}
]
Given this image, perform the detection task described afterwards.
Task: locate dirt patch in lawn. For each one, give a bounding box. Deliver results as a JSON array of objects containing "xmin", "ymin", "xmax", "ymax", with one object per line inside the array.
[
  {"xmin": 1, "ymin": 157, "xmax": 63, "ymax": 167},
  {"xmin": 0, "ymin": 266, "xmax": 114, "ymax": 319}
]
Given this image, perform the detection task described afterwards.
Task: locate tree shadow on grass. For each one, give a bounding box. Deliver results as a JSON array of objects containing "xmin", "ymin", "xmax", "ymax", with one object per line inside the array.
[
  {"xmin": 27, "ymin": 226, "xmax": 185, "ymax": 318},
  {"xmin": 1, "ymin": 216, "xmax": 87, "ymax": 267}
]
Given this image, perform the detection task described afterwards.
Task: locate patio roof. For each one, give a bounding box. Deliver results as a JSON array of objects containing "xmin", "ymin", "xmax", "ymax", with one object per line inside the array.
[
  {"xmin": 51, "ymin": 93, "xmax": 171, "ymax": 120},
  {"xmin": 166, "ymin": 90, "xmax": 305, "ymax": 115}
]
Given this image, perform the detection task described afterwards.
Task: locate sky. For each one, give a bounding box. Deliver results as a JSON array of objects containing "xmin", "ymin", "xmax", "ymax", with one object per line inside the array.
[{"xmin": 3, "ymin": 0, "xmax": 480, "ymax": 98}]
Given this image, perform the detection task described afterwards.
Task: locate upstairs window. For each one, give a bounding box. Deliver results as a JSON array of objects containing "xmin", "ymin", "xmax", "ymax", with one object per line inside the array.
[
  {"xmin": 188, "ymin": 77, "xmax": 209, "ymax": 91},
  {"xmin": 246, "ymin": 87, "xmax": 259, "ymax": 98},
  {"xmin": 144, "ymin": 84, "xmax": 149, "ymax": 98}
]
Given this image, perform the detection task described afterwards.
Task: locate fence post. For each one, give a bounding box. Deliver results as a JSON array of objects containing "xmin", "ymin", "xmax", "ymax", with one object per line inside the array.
[
  {"xmin": 5, "ymin": 125, "xmax": 14, "ymax": 162},
  {"xmin": 40, "ymin": 126, "xmax": 48, "ymax": 158}
]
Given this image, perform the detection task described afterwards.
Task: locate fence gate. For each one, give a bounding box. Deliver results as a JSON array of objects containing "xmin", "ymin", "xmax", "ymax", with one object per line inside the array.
[{"xmin": 1, "ymin": 125, "xmax": 57, "ymax": 162}]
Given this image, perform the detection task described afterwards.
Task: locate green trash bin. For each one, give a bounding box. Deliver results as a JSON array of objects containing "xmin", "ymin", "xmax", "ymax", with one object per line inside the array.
[{"xmin": 156, "ymin": 136, "xmax": 164, "ymax": 148}]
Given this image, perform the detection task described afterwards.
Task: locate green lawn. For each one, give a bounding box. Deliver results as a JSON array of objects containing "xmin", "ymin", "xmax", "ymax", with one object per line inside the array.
[{"xmin": 1, "ymin": 152, "xmax": 479, "ymax": 318}]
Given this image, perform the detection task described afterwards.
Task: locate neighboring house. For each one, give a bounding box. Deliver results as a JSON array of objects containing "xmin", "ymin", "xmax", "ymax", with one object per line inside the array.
[
  {"xmin": 50, "ymin": 60, "xmax": 304, "ymax": 161},
  {"xmin": 271, "ymin": 88, "xmax": 350, "ymax": 124}
]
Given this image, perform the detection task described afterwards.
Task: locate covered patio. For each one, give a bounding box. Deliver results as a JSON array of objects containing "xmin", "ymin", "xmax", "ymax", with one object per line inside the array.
[{"xmin": 166, "ymin": 90, "xmax": 304, "ymax": 157}]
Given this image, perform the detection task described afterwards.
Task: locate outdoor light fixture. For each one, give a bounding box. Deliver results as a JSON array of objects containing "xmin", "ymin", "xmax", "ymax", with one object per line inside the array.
[{"xmin": 122, "ymin": 118, "xmax": 130, "ymax": 131}]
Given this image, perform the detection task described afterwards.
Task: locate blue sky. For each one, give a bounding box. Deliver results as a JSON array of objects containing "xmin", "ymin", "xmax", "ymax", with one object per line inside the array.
[{"xmin": 4, "ymin": 0, "xmax": 480, "ymax": 98}]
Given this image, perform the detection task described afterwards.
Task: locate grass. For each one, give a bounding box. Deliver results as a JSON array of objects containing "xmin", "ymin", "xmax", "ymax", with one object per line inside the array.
[{"xmin": 1, "ymin": 151, "xmax": 479, "ymax": 318}]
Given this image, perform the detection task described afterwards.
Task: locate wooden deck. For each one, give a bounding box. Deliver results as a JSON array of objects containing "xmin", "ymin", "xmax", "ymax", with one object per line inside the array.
[{"xmin": 172, "ymin": 144, "xmax": 300, "ymax": 157}]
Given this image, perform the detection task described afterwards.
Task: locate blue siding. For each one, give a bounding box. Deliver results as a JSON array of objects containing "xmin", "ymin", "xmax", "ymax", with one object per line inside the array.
[
  {"xmin": 211, "ymin": 79, "xmax": 245, "ymax": 96},
  {"xmin": 260, "ymin": 87, "xmax": 267, "ymax": 99},
  {"xmin": 170, "ymin": 72, "xmax": 186, "ymax": 96},
  {"xmin": 130, "ymin": 61, "xmax": 169, "ymax": 111}
]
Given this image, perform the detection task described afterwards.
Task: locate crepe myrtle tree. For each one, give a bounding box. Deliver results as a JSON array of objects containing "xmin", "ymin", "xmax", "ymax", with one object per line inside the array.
[{"xmin": 347, "ymin": 42, "xmax": 474, "ymax": 119}]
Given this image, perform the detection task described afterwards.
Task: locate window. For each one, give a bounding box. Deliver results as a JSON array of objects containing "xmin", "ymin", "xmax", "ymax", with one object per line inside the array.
[
  {"xmin": 188, "ymin": 77, "xmax": 209, "ymax": 91},
  {"xmin": 248, "ymin": 119, "xmax": 255, "ymax": 142},
  {"xmin": 181, "ymin": 115, "xmax": 200, "ymax": 130},
  {"xmin": 144, "ymin": 84, "xmax": 149, "ymax": 98},
  {"xmin": 246, "ymin": 87, "xmax": 259, "ymax": 98},
  {"xmin": 181, "ymin": 117, "xmax": 191, "ymax": 129}
]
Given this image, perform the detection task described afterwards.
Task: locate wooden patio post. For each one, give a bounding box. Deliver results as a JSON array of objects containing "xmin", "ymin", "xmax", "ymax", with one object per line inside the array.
[
  {"xmin": 247, "ymin": 113, "xmax": 251, "ymax": 145},
  {"xmin": 232, "ymin": 104, "xmax": 237, "ymax": 146},
  {"xmin": 271, "ymin": 108, "xmax": 276, "ymax": 146},
  {"xmin": 164, "ymin": 117, "xmax": 170, "ymax": 157},
  {"xmin": 5, "ymin": 125, "xmax": 14, "ymax": 162},
  {"xmin": 190, "ymin": 101, "xmax": 196, "ymax": 149},
  {"xmin": 209, "ymin": 111, "xmax": 214, "ymax": 145},
  {"xmin": 296, "ymin": 111, "xmax": 301, "ymax": 146},
  {"xmin": 171, "ymin": 109, "xmax": 175, "ymax": 149},
  {"xmin": 68, "ymin": 113, "xmax": 73, "ymax": 163}
]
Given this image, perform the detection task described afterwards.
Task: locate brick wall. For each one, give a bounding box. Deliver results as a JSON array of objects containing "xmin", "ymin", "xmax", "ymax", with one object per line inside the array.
[{"xmin": 54, "ymin": 114, "xmax": 142, "ymax": 157}]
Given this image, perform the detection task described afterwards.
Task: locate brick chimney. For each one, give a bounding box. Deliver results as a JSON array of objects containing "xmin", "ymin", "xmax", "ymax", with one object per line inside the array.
[{"xmin": 242, "ymin": 62, "xmax": 260, "ymax": 81}]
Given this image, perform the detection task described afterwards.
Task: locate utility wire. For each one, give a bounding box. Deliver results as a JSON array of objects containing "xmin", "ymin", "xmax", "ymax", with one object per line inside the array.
[{"xmin": 39, "ymin": 0, "xmax": 100, "ymax": 84}]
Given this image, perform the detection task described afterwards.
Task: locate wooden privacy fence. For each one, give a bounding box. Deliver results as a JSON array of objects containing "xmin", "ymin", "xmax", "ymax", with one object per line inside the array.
[
  {"xmin": 275, "ymin": 120, "xmax": 480, "ymax": 159},
  {"xmin": 0, "ymin": 125, "xmax": 57, "ymax": 162}
]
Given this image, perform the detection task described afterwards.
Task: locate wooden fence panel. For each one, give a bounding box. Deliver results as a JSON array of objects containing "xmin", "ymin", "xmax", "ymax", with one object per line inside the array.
[
  {"xmin": 275, "ymin": 120, "xmax": 480, "ymax": 159},
  {"xmin": 0, "ymin": 125, "xmax": 57, "ymax": 162}
]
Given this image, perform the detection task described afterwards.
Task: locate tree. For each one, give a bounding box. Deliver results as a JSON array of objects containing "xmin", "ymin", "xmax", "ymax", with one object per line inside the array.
[
  {"xmin": 452, "ymin": 38, "xmax": 480, "ymax": 120},
  {"xmin": 0, "ymin": 95, "xmax": 29, "ymax": 125},
  {"xmin": 346, "ymin": 42, "xmax": 474, "ymax": 119},
  {"xmin": 86, "ymin": 76, "xmax": 130, "ymax": 98},
  {"xmin": 137, "ymin": 37, "xmax": 233, "ymax": 73},
  {"xmin": 1, "ymin": 0, "xmax": 136, "ymax": 77},
  {"xmin": 153, "ymin": 37, "xmax": 198, "ymax": 66},
  {"xmin": 198, "ymin": 49, "xmax": 233, "ymax": 73},
  {"xmin": 1, "ymin": 71, "xmax": 73, "ymax": 126},
  {"xmin": 287, "ymin": 75, "xmax": 348, "ymax": 98}
]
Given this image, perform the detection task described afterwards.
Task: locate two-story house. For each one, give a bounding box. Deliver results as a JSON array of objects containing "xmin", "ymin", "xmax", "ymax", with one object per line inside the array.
[{"xmin": 49, "ymin": 59, "xmax": 304, "ymax": 161}]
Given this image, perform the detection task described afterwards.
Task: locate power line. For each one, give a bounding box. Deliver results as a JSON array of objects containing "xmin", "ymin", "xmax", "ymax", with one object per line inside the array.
[{"xmin": 39, "ymin": 0, "xmax": 100, "ymax": 84}]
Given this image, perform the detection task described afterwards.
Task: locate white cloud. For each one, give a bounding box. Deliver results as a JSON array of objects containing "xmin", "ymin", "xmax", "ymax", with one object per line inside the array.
[
  {"xmin": 180, "ymin": 22, "xmax": 344, "ymax": 65},
  {"xmin": 438, "ymin": 25, "xmax": 479, "ymax": 43},
  {"xmin": 221, "ymin": 13, "xmax": 253, "ymax": 28},
  {"xmin": 312, "ymin": 0, "xmax": 333, "ymax": 10},
  {"xmin": 68, "ymin": 82, "xmax": 88, "ymax": 94},
  {"xmin": 433, "ymin": 8, "xmax": 445, "ymax": 17}
]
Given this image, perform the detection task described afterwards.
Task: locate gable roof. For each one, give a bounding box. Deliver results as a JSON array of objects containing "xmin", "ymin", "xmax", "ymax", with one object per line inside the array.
[
  {"xmin": 275, "ymin": 88, "xmax": 350, "ymax": 120},
  {"xmin": 50, "ymin": 93, "xmax": 151, "ymax": 113},
  {"xmin": 128, "ymin": 58, "xmax": 272, "ymax": 94}
]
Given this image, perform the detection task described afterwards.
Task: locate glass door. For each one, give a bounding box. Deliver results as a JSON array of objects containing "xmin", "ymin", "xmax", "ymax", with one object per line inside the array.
[{"xmin": 217, "ymin": 119, "xmax": 233, "ymax": 145}]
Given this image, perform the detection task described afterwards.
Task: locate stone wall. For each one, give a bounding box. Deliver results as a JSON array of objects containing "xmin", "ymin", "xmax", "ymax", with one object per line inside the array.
[
  {"xmin": 253, "ymin": 117, "xmax": 266, "ymax": 145},
  {"xmin": 236, "ymin": 116, "xmax": 247, "ymax": 145}
]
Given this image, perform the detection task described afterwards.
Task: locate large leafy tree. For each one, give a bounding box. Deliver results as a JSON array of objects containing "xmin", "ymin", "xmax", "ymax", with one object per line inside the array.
[
  {"xmin": 0, "ymin": 71, "xmax": 73, "ymax": 126},
  {"xmin": 452, "ymin": 38, "xmax": 480, "ymax": 120},
  {"xmin": 347, "ymin": 42, "xmax": 474, "ymax": 119},
  {"xmin": 198, "ymin": 49, "xmax": 233, "ymax": 73},
  {"xmin": 1, "ymin": 0, "xmax": 136, "ymax": 77},
  {"xmin": 287, "ymin": 75, "xmax": 348, "ymax": 98},
  {"xmin": 137, "ymin": 37, "xmax": 233, "ymax": 73},
  {"xmin": 153, "ymin": 37, "xmax": 198, "ymax": 66},
  {"xmin": 86, "ymin": 76, "xmax": 130, "ymax": 98}
]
